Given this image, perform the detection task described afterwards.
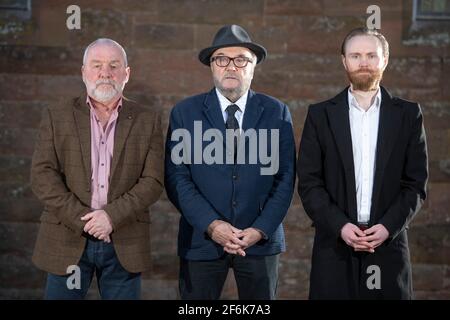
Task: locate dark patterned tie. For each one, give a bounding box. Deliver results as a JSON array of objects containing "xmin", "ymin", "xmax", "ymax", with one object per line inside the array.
[{"xmin": 225, "ymin": 104, "xmax": 240, "ymax": 159}]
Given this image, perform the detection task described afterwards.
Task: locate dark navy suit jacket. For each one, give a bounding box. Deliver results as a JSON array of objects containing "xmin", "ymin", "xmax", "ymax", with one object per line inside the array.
[{"xmin": 165, "ymin": 88, "xmax": 295, "ymax": 260}]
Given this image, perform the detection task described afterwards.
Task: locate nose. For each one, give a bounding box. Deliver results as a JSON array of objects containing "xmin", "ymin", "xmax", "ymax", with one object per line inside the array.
[
  {"xmin": 99, "ymin": 65, "xmax": 112, "ymax": 78},
  {"xmin": 359, "ymin": 57, "xmax": 369, "ymax": 67},
  {"xmin": 225, "ymin": 61, "xmax": 238, "ymax": 71}
]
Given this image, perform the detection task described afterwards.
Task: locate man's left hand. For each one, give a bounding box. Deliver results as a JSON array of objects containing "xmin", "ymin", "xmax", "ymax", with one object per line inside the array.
[
  {"xmin": 234, "ymin": 228, "xmax": 263, "ymax": 251},
  {"xmin": 81, "ymin": 210, "xmax": 113, "ymax": 242},
  {"xmin": 355, "ymin": 224, "xmax": 389, "ymax": 251}
]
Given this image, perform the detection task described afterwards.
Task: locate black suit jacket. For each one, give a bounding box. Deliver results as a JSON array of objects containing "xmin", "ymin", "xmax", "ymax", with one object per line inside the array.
[{"xmin": 297, "ymin": 86, "xmax": 428, "ymax": 299}]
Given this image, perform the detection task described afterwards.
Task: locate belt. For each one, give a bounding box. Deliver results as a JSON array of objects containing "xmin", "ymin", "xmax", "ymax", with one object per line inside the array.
[{"xmin": 357, "ymin": 223, "xmax": 369, "ymax": 231}]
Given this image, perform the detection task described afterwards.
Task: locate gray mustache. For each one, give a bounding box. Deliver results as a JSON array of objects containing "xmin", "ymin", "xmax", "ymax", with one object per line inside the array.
[{"xmin": 95, "ymin": 80, "xmax": 115, "ymax": 86}]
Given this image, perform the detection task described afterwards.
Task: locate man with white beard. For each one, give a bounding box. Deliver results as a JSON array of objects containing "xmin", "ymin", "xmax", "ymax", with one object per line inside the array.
[
  {"xmin": 31, "ymin": 38, "xmax": 164, "ymax": 299},
  {"xmin": 297, "ymin": 28, "xmax": 428, "ymax": 299}
]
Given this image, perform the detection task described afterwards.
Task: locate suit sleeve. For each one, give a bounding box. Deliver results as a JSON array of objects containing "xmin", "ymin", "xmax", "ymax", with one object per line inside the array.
[
  {"xmin": 251, "ymin": 104, "xmax": 296, "ymax": 237},
  {"xmin": 297, "ymin": 106, "xmax": 350, "ymax": 238},
  {"xmin": 378, "ymin": 104, "xmax": 428, "ymax": 239},
  {"xmin": 164, "ymin": 106, "xmax": 222, "ymax": 233},
  {"xmin": 30, "ymin": 107, "xmax": 90, "ymax": 234},
  {"xmin": 103, "ymin": 111, "xmax": 164, "ymax": 231}
]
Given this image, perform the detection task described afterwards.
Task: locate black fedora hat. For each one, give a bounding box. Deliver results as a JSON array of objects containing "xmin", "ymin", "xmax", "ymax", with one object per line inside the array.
[{"xmin": 198, "ymin": 24, "xmax": 267, "ymax": 66}]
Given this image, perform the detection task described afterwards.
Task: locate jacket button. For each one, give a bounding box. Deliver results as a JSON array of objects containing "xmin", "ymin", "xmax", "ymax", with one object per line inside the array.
[
  {"xmin": 232, "ymin": 201, "xmax": 237, "ymax": 207},
  {"xmin": 232, "ymin": 175, "xmax": 237, "ymax": 180}
]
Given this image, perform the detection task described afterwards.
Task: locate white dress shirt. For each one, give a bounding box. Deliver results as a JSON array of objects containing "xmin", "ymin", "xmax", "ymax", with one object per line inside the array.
[
  {"xmin": 348, "ymin": 88, "xmax": 381, "ymax": 224},
  {"xmin": 216, "ymin": 88, "xmax": 248, "ymax": 132}
]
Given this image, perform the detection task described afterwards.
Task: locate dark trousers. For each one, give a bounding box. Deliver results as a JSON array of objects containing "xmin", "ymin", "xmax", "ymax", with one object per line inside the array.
[
  {"xmin": 45, "ymin": 239, "xmax": 141, "ymax": 300},
  {"xmin": 179, "ymin": 254, "xmax": 279, "ymax": 300}
]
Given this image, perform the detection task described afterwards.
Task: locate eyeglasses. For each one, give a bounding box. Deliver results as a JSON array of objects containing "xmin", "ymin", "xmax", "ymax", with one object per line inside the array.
[{"xmin": 210, "ymin": 55, "xmax": 253, "ymax": 68}]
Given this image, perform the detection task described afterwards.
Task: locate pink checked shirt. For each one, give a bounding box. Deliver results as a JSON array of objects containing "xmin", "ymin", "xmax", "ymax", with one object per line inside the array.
[{"xmin": 87, "ymin": 95, "xmax": 122, "ymax": 210}]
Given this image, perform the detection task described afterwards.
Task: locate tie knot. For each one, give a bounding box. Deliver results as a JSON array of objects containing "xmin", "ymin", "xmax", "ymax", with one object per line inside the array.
[{"xmin": 226, "ymin": 104, "xmax": 240, "ymax": 117}]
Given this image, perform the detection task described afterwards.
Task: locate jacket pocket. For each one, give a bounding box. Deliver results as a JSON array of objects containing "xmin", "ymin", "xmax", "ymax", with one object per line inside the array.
[
  {"xmin": 39, "ymin": 212, "xmax": 61, "ymax": 224},
  {"xmin": 259, "ymin": 195, "xmax": 267, "ymax": 212},
  {"xmin": 136, "ymin": 212, "xmax": 151, "ymax": 224}
]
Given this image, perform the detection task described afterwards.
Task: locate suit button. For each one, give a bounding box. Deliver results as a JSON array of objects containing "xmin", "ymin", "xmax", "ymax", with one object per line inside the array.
[
  {"xmin": 232, "ymin": 175, "xmax": 237, "ymax": 180},
  {"xmin": 232, "ymin": 201, "xmax": 237, "ymax": 207}
]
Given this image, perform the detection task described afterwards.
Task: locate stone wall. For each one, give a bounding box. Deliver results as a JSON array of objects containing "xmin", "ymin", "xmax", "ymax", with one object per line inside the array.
[{"xmin": 0, "ymin": 0, "xmax": 448, "ymax": 299}]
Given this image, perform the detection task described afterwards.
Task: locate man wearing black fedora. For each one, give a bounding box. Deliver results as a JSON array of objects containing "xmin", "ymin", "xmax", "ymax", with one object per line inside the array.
[{"xmin": 165, "ymin": 25, "xmax": 295, "ymax": 299}]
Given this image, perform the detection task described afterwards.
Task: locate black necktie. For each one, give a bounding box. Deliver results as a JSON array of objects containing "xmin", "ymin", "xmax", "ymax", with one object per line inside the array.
[{"xmin": 225, "ymin": 104, "xmax": 240, "ymax": 159}]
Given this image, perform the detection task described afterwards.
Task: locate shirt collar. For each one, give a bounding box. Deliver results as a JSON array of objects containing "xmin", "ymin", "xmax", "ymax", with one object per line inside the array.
[
  {"xmin": 86, "ymin": 95, "xmax": 123, "ymax": 114},
  {"xmin": 215, "ymin": 88, "xmax": 248, "ymax": 115},
  {"xmin": 347, "ymin": 87, "xmax": 381, "ymax": 113}
]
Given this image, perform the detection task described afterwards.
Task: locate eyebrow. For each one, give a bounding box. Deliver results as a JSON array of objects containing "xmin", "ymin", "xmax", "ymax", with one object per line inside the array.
[
  {"xmin": 90, "ymin": 59, "xmax": 122, "ymax": 64},
  {"xmin": 347, "ymin": 52, "xmax": 378, "ymax": 55},
  {"xmin": 213, "ymin": 53, "xmax": 250, "ymax": 58}
]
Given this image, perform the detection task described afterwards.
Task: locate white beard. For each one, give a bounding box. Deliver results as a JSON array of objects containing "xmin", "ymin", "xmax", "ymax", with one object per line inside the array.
[
  {"xmin": 91, "ymin": 83, "xmax": 118, "ymax": 103},
  {"xmin": 83, "ymin": 77, "xmax": 125, "ymax": 103}
]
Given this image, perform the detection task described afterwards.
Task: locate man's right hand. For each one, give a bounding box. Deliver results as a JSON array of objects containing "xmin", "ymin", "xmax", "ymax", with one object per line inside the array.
[
  {"xmin": 340, "ymin": 223, "xmax": 374, "ymax": 253},
  {"xmin": 208, "ymin": 220, "xmax": 248, "ymax": 256}
]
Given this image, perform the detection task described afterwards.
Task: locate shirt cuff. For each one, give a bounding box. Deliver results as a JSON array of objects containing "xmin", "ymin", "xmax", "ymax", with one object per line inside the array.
[{"xmin": 253, "ymin": 228, "xmax": 268, "ymax": 240}]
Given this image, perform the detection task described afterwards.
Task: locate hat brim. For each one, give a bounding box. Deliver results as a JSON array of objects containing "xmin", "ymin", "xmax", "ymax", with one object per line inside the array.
[{"xmin": 198, "ymin": 42, "xmax": 267, "ymax": 66}]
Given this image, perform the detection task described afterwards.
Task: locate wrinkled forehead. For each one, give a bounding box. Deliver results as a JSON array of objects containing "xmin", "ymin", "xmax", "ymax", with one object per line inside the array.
[
  {"xmin": 85, "ymin": 43, "xmax": 127, "ymax": 65},
  {"xmin": 345, "ymin": 35, "xmax": 383, "ymax": 54}
]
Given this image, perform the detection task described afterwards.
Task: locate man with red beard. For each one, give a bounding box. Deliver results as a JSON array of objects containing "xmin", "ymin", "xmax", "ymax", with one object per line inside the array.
[
  {"xmin": 31, "ymin": 38, "xmax": 163, "ymax": 299},
  {"xmin": 297, "ymin": 28, "xmax": 428, "ymax": 299}
]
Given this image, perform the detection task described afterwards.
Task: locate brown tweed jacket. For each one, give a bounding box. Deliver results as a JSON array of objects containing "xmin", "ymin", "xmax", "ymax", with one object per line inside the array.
[{"xmin": 31, "ymin": 96, "xmax": 164, "ymax": 275}]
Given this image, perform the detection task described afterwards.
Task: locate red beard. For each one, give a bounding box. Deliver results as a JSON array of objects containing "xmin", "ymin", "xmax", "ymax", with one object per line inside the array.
[{"xmin": 346, "ymin": 68, "xmax": 383, "ymax": 91}]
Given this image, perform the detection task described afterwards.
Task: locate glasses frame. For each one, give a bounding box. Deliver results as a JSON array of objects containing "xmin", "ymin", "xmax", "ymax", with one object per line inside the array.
[{"xmin": 210, "ymin": 55, "xmax": 253, "ymax": 68}]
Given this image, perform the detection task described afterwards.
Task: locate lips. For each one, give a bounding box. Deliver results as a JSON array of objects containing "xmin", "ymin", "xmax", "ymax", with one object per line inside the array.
[
  {"xmin": 357, "ymin": 69, "xmax": 373, "ymax": 74},
  {"xmin": 96, "ymin": 82, "xmax": 114, "ymax": 88}
]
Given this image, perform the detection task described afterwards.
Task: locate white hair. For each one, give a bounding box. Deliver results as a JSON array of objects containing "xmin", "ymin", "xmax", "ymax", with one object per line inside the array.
[{"xmin": 82, "ymin": 38, "xmax": 128, "ymax": 67}]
